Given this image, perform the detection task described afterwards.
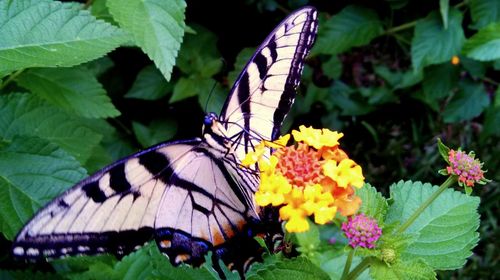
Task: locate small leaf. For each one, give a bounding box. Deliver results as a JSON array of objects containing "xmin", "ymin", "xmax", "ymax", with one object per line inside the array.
[
  {"xmin": 357, "ymin": 183, "xmax": 388, "ymax": 225},
  {"xmin": 16, "ymin": 67, "xmax": 120, "ymax": 118},
  {"xmin": 247, "ymin": 257, "xmax": 329, "ymax": 280},
  {"xmin": 439, "ymin": 0, "xmax": 449, "ymax": 29},
  {"xmin": 313, "ymin": 6, "xmax": 383, "ymax": 55},
  {"xmin": 470, "ymin": 0, "xmax": 500, "ymax": 29},
  {"xmin": 0, "ymin": 136, "xmax": 87, "ymax": 240},
  {"xmin": 322, "ymin": 55, "xmax": 343, "ymax": 79},
  {"xmin": 460, "ymin": 57, "xmax": 486, "ymax": 78},
  {"xmin": 370, "ymin": 258, "xmax": 436, "ymax": 280},
  {"xmin": 0, "ymin": 0, "xmax": 128, "ymax": 74},
  {"xmin": 374, "ymin": 66, "xmax": 423, "ymax": 89},
  {"xmin": 176, "ymin": 25, "xmax": 222, "ymax": 77},
  {"xmin": 482, "ymin": 87, "xmax": 500, "ymax": 138},
  {"xmin": 319, "ymin": 253, "xmax": 370, "ymax": 280},
  {"xmin": 107, "ymin": 0, "xmax": 186, "ymax": 80},
  {"xmin": 437, "ymin": 138, "xmax": 451, "ymax": 163},
  {"xmin": 411, "ymin": 9, "xmax": 465, "ymax": 70},
  {"xmin": 386, "ymin": 181, "xmax": 480, "ymax": 269},
  {"xmin": 171, "ymin": 76, "xmax": 216, "ymax": 104},
  {"xmin": 463, "ymin": 23, "xmax": 500, "ymax": 61},
  {"xmin": 228, "ymin": 48, "xmax": 255, "ymax": 86},
  {"xmin": 443, "ymin": 81, "xmax": 490, "ymax": 123},
  {"xmin": 84, "ymin": 56, "xmax": 115, "ymax": 77},
  {"xmin": 329, "ymin": 81, "xmax": 374, "ymax": 116},
  {"xmin": 423, "ymin": 63, "xmax": 459, "ymax": 99},
  {"xmin": 132, "ymin": 119, "xmax": 177, "ymax": 148},
  {"xmin": 0, "ymin": 93, "xmax": 103, "ymax": 164},
  {"xmin": 125, "ymin": 65, "xmax": 171, "ymax": 100}
]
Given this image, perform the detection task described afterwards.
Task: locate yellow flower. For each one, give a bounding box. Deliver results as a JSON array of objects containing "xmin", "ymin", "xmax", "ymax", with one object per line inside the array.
[
  {"xmin": 292, "ymin": 125, "xmax": 344, "ymax": 149},
  {"xmin": 255, "ymin": 172, "xmax": 292, "ymax": 206},
  {"xmin": 322, "ymin": 159, "xmax": 365, "ymax": 188},
  {"xmin": 241, "ymin": 142, "xmax": 266, "ymax": 167},
  {"xmin": 302, "ymin": 184, "xmax": 337, "ymax": 224},
  {"xmin": 263, "ymin": 134, "xmax": 290, "ymax": 149}
]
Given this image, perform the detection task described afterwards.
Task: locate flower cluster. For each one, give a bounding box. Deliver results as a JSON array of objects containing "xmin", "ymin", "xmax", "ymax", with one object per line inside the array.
[
  {"xmin": 446, "ymin": 149, "xmax": 489, "ymax": 188},
  {"xmin": 243, "ymin": 126, "xmax": 365, "ymax": 233},
  {"xmin": 341, "ymin": 213, "xmax": 382, "ymax": 249}
]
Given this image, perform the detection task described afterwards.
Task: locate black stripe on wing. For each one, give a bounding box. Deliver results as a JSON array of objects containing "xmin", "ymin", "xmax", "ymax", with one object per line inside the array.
[{"xmin": 12, "ymin": 139, "xmax": 201, "ymax": 261}]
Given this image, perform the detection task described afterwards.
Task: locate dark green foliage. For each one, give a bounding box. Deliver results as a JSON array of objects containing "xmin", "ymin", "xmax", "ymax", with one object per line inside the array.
[{"xmin": 0, "ymin": 0, "xmax": 498, "ymax": 279}]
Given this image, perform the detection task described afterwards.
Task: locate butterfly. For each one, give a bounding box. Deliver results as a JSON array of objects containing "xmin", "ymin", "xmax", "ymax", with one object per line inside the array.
[{"xmin": 12, "ymin": 6, "xmax": 318, "ymax": 277}]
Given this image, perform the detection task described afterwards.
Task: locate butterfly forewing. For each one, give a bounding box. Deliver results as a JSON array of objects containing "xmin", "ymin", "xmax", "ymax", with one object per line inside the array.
[{"xmin": 220, "ymin": 7, "xmax": 318, "ymax": 160}]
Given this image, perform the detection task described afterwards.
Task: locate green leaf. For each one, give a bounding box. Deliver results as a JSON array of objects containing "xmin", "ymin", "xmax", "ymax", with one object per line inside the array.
[
  {"xmin": 84, "ymin": 56, "xmax": 114, "ymax": 77},
  {"xmin": 125, "ymin": 65, "xmax": 171, "ymax": 100},
  {"xmin": 228, "ymin": 48, "xmax": 255, "ymax": 86},
  {"xmin": 482, "ymin": 87, "xmax": 500, "ymax": 138},
  {"xmin": 386, "ymin": 181, "xmax": 480, "ymax": 270},
  {"xmin": 247, "ymin": 257, "xmax": 329, "ymax": 280},
  {"xmin": 359, "ymin": 87, "xmax": 397, "ymax": 105},
  {"xmin": 107, "ymin": 0, "xmax": 186, "ymax": 81},
  {"xmin": 322, "ymin": 55, "xmax": 343, "ymax": 79},
  {"xmin": 132, "ymin": 119, "xmax": 177, "ymax": 148},
  {"xmin": 463, "ymin": 23, "xmax": 500, "ymax": 61},
  {"xmin": 313, "ymin": 6, "xmax": 383, "ymax": 55},
  {"xmin": 0, "ymin": 136, "xmax": 87, "ymax": 240},
  {"xmin": 439, "ymin": 0, "xmax": 449, "ymax": 29},
  {"xmin": 370, "ymin": 258, "xmax": 436, "ymax": 280},
  {"xmin": 176, "ymin": 25, "xmax": 222, "ymax": 77},
  {"xmin": 16, "ymin": 67, "xmax": 120, "ymax": 118},
  {"xmin": 91, "ymin": 0, "xmax": 116, "ymax": 24},
  {"xmin": 470, "ymin": 0, "xmax": 500, "ymax": 29},
  {"xmin": 0, "ymin": 270, "xmax": 64, "ymax": 280},
  {"xmin": 0, "ymin": 93, "xmax": 103, "ymax": 164},
  {"xmin": 0, "ymin": 0, "xmax": 128, "ymax": 74},
  {"xmin": 443, "ymin": 81, "xmax": 490, "ymax": 123},
  {"xmin": 329, "ymin": 81, "xmax": 374, "ymax": 116},
  {"xmin": 171, "ymin": 76, "xmax": 217, "ymax": 104},
  {"xmin": 319, "ymin": 253, "xmax": 370, "ymax": 280},
  {"xmin": 460, "ymin": 57, "xmax": 486, "ymax": 78},
  {"xmin": 437, "ymin": 138, "xmax": 451, "ymax": 163},
  {"xmin": 198, "ymin": 83, "xmax": 227, "ymax": 114},
  {"xmin": 357, "ymin": 183, "xmax": 388, "ymax": 225},
  {"xmin": 411, "ymin": 9, "xmax": 465, "ymax": 70},
  {"xmin": 374, "ymin": 66, "xmax": 423, "ymax": 89},
  {"xmin": 423, "ymin": 63, "xmax": 459, "ymax": 99}
]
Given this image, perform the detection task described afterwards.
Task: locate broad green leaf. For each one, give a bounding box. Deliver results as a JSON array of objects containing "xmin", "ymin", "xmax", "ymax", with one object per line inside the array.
[
  {"xmin": 16, "ymin": 67, "xmax": 120, "ymax": 118},
  {"xmin": 84, "ymin": 56, "xmax": 114, "ymax": 77},
  {"xmin": 171, "ymin": 76, "xmax": 217, "ymax": 104},
  {"xmin": 411, "ymin": 9, "xmax": 465, "ymax": 70},
  {"xmin": 0, "ymin": 136, "xmax": 87, "ymax": 240},
  {"xmin": 322, "ymin": 55, "xmax": 343, "ymax": 79},
  {"xmin": 386, "ymin": 181, "xmax": 480, "ymax": 269},
  {"xmin": 125, "ymin": 65, "xmax": 171, "ymax": 100},
  {"xmin": 0, "ymin": 93, "xmax": 103, "ymax": 164},
  {"xmin": 228, "ymin": 48, "xmax": 255, "ymax": 86},
  {"xmin": 463, "ymin": 23, "xmax": 500, "ymax": 61},
  {"xmin": 357, "ymin": 183, "xmax": 388, "ymax": 225},
  {"xmin": 423, "ymin": 63, "xmax": 459, "ymax": 99},
  {"xmin": 107, "ymin": 0, "xmax": 186, "ymax": 80},
  {"xmin": 443, "ymin": 81, "xmax": 490, "ymax": 123},
  {"xmin": 313, "ymin": 6, "xmax": 383, "ymax": 55},
  {"xmin": 91, "ymin": 0, "xmax": 116, "ymax": 24},
  {"xmin": 370, "ymin": 258, "xmax": 436, "ymax": 280},
  {"xmin": 0, "ymin": 0, "xmax": 128, "ymax": 74},
  {"xmin": 359, "ymin": 87, "xmax": 397, "ymax": 105},
  {"xmin": 247, "ymin": 257, "xmax": 329, "ymax": 280},
  {"xmin": 293, "ymin": 221, "xmax": 321, "ymax": 265},
  {"xmin": 176, "ymin": 25, "xmax": 222, "ymax": 77},
  {"xmin": 470, "ymin": 0, "xmax": 500, "ymax": 29},
  {"xmin": 132, "ymin": 119, "xmax": 177, "ymax": 148}
]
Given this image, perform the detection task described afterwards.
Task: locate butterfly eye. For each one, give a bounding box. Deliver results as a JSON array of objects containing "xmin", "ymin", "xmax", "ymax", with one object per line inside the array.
[{"xmin": 204, "ymin": 112, "xmax": 218, "ymax": 126}]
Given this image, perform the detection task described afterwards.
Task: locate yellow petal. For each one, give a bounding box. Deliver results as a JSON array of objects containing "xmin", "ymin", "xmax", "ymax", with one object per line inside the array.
[{"xmin": 285, "ymin": 216, "xmax": 310, "ymax": 232}]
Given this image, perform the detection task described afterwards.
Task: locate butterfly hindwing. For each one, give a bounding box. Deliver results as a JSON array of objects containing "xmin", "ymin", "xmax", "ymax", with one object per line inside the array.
[
  {"xmin": 12, "ymin": 139, "xmax": 201, "ymax": 260},
  {"xmin": 220, "ymin": 7, "xmax": 318, "ymax": 160}
]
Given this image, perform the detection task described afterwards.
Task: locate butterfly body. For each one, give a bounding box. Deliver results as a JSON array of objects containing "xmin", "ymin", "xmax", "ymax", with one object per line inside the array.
[{"xmin": 12, "ymin": 6, "xmax": 318, "ymax": 276}]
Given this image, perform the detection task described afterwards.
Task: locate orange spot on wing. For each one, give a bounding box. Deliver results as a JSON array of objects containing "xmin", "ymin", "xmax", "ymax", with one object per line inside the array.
[
  {"xmin": 175, "ymin": 253, "xmax": 191, "ymax": 263},
  {"xmin": 160, "ymin": 240, "xmax": 171, "ymax": 248}
]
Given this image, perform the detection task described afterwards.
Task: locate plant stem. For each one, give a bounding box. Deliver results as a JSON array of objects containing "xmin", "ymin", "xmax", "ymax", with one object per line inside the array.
[
  {"xmin": 384, "ymin": 21, "xmax": 418, "ymax": 35},
  {"xmin": 0, "ymin": 69, "xmax": 24, "ymax": 91},
  {"xmin": 397, "ymin": 176, "xmax": 457, "ymax": 233},
  {"xmin": 346, "ymin": 257, "xmax": 372, "ymax": 280},
  {"xmin": 340, "ymin": 249, "xmax": 355, "ymax": 280}
]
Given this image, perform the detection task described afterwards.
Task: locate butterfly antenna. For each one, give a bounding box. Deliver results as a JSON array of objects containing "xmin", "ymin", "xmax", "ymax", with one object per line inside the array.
[{"xmin": 204, "ymin": 58, "xmax": 228, "ymax": 113}]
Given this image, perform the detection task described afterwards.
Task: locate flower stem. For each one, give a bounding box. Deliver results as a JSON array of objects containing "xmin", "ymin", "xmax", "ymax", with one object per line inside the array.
[
  {"xmin": 397, "ymin": 176, "xmax": 457, "ymax": 233},
  {"xmin": 346, "ymin": 257, "xmax": 372, "ymax": 280},
  {"xmin": 340, "ymin": 249, "xmax": 355, "ymax": 280}
]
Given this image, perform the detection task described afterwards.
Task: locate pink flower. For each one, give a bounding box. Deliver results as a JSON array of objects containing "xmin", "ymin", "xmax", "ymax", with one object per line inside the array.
[{"xmin": 341, "ymin": 213, "xmax": 381, "ymax": 249}]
